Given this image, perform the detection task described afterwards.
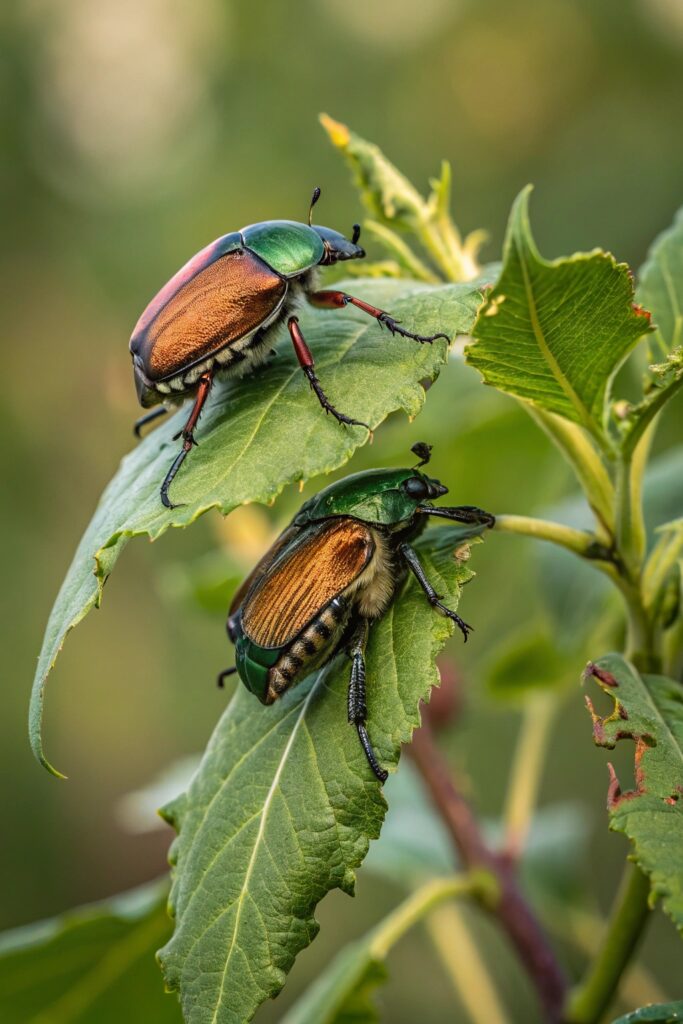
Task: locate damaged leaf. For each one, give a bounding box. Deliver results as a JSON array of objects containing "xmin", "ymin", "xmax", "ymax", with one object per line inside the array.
[
  {"xmin": 584, "ymin": 654, "xmax": 683, "ymax": 931},
  {"xmin": 467, "ymin": 187, "xmax": 653, "ymax": 447}
]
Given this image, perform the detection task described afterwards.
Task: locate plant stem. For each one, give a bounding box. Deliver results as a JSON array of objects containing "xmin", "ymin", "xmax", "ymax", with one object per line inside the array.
[
  {"xmin": 426, "ymin": 903, "xmax": 511, "ymax": 1024},
  {"xmin": 363, "ymin": 220, "xmax": 440, "ymax": 283},
  {"xmin": 369, "ymin": 871, "xmax": 497, "ymax": 959},
  {"xmin": 615, "ymin": 453, "xmax": 646, "ymax": 578},
  {"xmin": 564, "ymin": 864, "xmax": 652, "ymax": 1024},
  {"xmin": 502, "ymin": 696, "xmax": 557, "ymax": 860},
  {"xmin": 410, "ymin": 722, "xmax": 567, "ymax": 1023},
  {"xmin": 538, "ymin": 900, "xmax": 668, "ymax": 1013},
  {"xmin": 528, "ymin": 408, "xmax": 615, "ymax": 541},
  {"xmin": 494, "ymin": 515, "xmax": 613, "ymax": 562}
]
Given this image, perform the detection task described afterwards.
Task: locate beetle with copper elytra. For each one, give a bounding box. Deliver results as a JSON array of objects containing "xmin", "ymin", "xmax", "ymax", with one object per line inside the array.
[
  {"xmin": 219, "ymin": 445, "xmax": 495, "ymax": 782},
  {"xmin": 130, "ymin": 189, "xmax": 449, "ymax": 508}
]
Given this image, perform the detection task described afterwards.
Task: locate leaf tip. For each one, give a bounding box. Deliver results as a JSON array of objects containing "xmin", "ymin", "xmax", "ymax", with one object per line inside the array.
[
  {"xmin": 319, "ymin": 113, "xmax": 350, "ymax": 149},
  {"xmin": 29, "ymin": 694, "xmax": 67, "ymax": 779}
]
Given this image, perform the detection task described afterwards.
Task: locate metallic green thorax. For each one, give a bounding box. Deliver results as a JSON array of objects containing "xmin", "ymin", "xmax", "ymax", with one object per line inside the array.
[
  {"xmin": 241, "ymin": 220, "xmax": 324, "ymax": 277},
  {"xmin": 230, "ymin": 464, "xmax": 452, "ymax": 704},
  {"xmin": 294, "ymin": 467, "xmax": 442, "ymax": 528}
]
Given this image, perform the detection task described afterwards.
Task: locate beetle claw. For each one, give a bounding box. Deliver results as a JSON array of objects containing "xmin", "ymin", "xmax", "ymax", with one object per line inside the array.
[
  {"xmin": 378, "ymin": 312, "xmax": 449, "ymax": 345},
  {"xmin": 430, "ymin": 597, "xmax": 472, "ymax": 641}
]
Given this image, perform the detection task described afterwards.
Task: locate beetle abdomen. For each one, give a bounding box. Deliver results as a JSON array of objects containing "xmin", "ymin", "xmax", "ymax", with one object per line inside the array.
[
  {"xmin": 266, "ymin": 595, "xmax": 350, "ymax": 702},
  {"xmin": 130, "ymin": 248, "xmax": 286, "ymax": 383}
]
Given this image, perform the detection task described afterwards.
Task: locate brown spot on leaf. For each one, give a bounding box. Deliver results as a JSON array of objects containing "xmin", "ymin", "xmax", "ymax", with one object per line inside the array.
[
  {"xmin": 585, "ymin": 662, "xmax": 618, "ymax": 687},
  {"xmin": 607, "ymin": 763, "xmax": 623, "ymax": 808},
  {"xmin": 632, "ymin": 302, "xmax": 652, "ymax": 321},
  {"xmin": 633, "ymin": 736, "xmax": 649, "ymax": 794}
]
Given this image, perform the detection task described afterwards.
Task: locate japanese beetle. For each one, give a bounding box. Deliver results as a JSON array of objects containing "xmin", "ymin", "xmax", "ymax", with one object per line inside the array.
[
  {"xmin": 219, "ymin": 445, "xmax": 494, "ymax": 782},
  {"xmin": 130, "ymin": 189, "xmax": 449, "ymax": 508}
]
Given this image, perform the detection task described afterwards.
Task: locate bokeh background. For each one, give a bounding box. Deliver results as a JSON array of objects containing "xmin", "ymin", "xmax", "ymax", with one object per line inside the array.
[{"xmin": 2, "ymin": 0, "xmax": 683, "ymax": 1020}]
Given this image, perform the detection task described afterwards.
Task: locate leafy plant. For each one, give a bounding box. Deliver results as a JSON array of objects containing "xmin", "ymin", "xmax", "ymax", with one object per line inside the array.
[{"xmin": 12, "ymin": 118, "xmax": 683, "ymax": 1023}]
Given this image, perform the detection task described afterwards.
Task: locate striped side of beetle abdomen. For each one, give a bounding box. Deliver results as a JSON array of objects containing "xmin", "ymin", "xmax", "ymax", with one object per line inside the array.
[{"xmin": 266, "ymin": 595, "xmax": 350, "ymax": 703}]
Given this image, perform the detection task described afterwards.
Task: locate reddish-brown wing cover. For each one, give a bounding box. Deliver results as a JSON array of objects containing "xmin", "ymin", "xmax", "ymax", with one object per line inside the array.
[
  {"xmin": 242, "ymin": 518, "xmax": 374, "ymax": 648},
  {"xmin": 138, "ymin": 249, "xmax": 285, "ymax": 381}
]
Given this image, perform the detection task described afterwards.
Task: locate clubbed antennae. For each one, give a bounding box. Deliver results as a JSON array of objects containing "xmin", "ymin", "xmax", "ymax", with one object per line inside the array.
[
  {"xmin": 308, "ymin": 186, "xmax": 321, "ymax": 226},
  {"xmin": 411, "ymin": 441, "xmax": 433, "ymax": 468},
  {"xmin": 352, "ymin": 223, "xmax": 361, "ymax": 245}
]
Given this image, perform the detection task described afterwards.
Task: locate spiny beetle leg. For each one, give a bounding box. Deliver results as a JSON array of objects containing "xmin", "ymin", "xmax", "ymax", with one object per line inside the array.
[
  {"xmin": 133, "ymin": 406, "xmax": 168, "ymax": 438},
  {"xmin": 347, "ymin": 618, "xmax": 387, "ymax": 783},
  {"xmin": 400, "ymin": 542, "xmax": 473, "ymax": 643},
  {"xmin": 287, "ymin": 316, "xmax": 371, "ymax": 432},
  {"xmin": 309, "ymin": 289, "xmax": 450, "ymax": 345},
  {"xmin": 159, "ymin": 371, "xmax": 213, "ymax": 509},
  {"xmin": 420, "ymin": 505, "xmax": 496, "ymax": 529}
]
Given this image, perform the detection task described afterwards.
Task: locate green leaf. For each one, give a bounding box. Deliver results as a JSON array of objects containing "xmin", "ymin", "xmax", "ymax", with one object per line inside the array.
[
  {"xmin": 158, "ymin": 524, "xmax": 487, "ymax": 1024},
  {"xmin": 30, "ymin": 276, "xmax": 484, "ymax": 776},
  {"xmin": 466, "ymin": 187, "xmax": 652, "ymax": 447},
  {"xmin": 0, "ymin": 881, "xmax": 175, "ymax": 1024},
  {"xmin": 319, "ymin": 115, "xmax": 483, "ymax": 281},
  {"xmin": 610, "ymin": 1003, "xmax": 683, "ymax": 1023},
  {"xmin": 319, "ymin": 114, "xmax": 431, "ymax": 232},
  {"xmin": 619, "ymin": 205, "xmax": 683, "ymax": 455},
  {"xmin": 279, "ymin": 874, "xmax": 491, "ymax": 1024},
  {"xmin": 620, "ymin": 346, "xmax": 683, "ymax": 458},
  {"xmin": 638, "ymin": 206, "xmax": 683, "ymax": 356},
  {"xmin": 584, "ymin": 654, "xmax": 683, "ymax": 931}
]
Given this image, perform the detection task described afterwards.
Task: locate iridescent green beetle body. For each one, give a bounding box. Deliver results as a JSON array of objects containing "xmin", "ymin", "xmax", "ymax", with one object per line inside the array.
[
  {"xmin": 129, "ymin": 190, "xmax": 450, "ymax": 509},
  {"xmin": 222, "ymin": 447, "xmax": 495, "ymax": 782}
]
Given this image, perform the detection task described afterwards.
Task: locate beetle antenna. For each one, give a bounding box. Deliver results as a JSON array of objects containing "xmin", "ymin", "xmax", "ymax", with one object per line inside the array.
[
  {"xmin": 411, "ymin": 441, "xmax": 432, "ymax": 468},
  {"xmin": 352, "ymin": 223, "xmax": 361, "ymax": 245},
  {"xmin": 308, "ymin": 186, "xmax": 321, "ymax": 226}
]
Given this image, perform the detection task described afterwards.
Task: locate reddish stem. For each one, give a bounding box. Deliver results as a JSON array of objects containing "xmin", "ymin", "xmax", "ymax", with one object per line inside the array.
[{"xmin": 410, "ymin": 721, "xmax": 567, "ymax": 1024}]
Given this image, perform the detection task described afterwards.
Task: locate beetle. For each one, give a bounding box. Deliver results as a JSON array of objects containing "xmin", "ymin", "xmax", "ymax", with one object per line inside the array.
[
  {"xmin": 218, "ymin": 445, "xmax": 495, "ymax": 782},
  {"xmin": 130, "ymin": 189, "xmax": 449, "ymax": 508}
]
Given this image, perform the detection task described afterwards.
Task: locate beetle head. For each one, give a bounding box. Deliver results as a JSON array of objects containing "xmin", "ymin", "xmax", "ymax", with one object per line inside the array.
[
  {"xmin": 295, "ymin": 463, "xmax": 448, "ymax": 529},
  {"xmin": 313, "ymin": 224, "xmax": 366, "ymax": 265}
]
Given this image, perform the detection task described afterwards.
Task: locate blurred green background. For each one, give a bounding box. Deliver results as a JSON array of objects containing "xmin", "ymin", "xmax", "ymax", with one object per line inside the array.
[{"xmin": 2, "ymin": 0, "xmax": 683, "ymax": 1020}]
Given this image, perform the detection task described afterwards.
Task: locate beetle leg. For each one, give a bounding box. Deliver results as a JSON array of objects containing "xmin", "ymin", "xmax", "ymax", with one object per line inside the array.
[
  {"xmin": 287, "ymin": 316, "xmax": 371, "ymax": 431},
  {"xmin": 133, "ymin": 406, "xmax": 168, "ymax": 438},
  {"xmin": 418, "ymin": 505, "xmax": 496, "ymax": 529},
  {"xmin": 217, "ymin": 666, "xmax": 237, "ymax": 689},
  {"xmin": 399, "ymin": 542, "xmax": 473, "ymax": 642},
  {"xmin": 160, "ymin": 371, "xmax": 213, "ymax": 509},
  {"xmin": 347, "ymin": 618, "xmax": 388, "ymax": 783},
  {"xmin": 309, "ymin": 290, "xmax": 450, "ymax": 345}
]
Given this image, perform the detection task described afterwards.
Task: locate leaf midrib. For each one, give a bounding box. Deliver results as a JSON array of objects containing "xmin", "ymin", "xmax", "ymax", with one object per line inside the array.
[
  {"xmin": 208, "ymin": 680, "xmax": 322, "ymax": 1023},
  {"xmin": 513, "ymin": 231, "xmax": 600, "ymax": 439}
]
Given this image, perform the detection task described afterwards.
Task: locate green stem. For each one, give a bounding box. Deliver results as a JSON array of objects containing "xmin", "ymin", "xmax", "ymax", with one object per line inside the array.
[
  {"xmin": 363, "ymin": 220, "xmax": 440, "ymax": 283},
  {"xmin": 426, "ymin": 903, "xmax": 511, "ymax": 1024},
  {"xmin": 418, "ymin": 219, "xmax": 464, "ymax": 282},
  {"xmin": 494, "ymin": 515, "xmax": 612, "ymax": 562},
  {"xmin": 502, "ymin": 696, "xmax": 557, "ymax": 859},
  {"xmin": 527, "ymin": 408, "xmax": 615, "ymax": 540},
  {"xmin": 621, "ymin": 371, "xmax": 683, "ymax": 459},
  {"xmin": 611, "ymin": 575, "xmax": 658, "ymax": 672},
  {"xmin": 564, "ymin": 864, "xmax": 652, "ymax": 1024},
  {"xmin": 615, "ymin": 453, "xmax": 646, "ymax": 578},
  {"xmin": 369, "ymin": 871, "xmax": 497, "ymax": 958},
  {"xmin": 538, "ymin": 899, "xmax": 668, "ymax": 1013}
]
